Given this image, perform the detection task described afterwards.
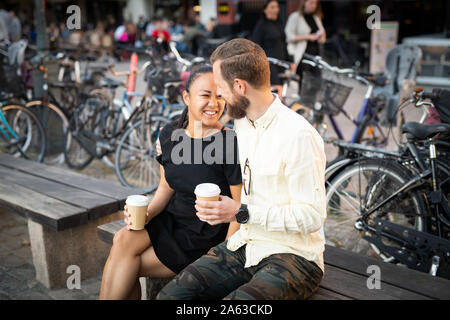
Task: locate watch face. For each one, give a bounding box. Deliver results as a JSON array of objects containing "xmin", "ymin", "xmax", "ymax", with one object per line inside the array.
[{"xmin": 236, "ymin": 207, "xmax": 249, "ymax": 224}]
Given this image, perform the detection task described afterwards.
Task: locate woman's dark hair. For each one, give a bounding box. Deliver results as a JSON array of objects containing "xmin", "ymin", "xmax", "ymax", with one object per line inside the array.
[{"xmin": 171, "ymin": 64, "xmax": 213, "ymax": 130}]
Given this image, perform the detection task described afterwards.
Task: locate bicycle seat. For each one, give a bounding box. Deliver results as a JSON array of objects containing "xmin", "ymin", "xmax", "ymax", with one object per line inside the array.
[
  {"xmin": 49, "ymin": 81, "xmax": 80, "ymax": 89},
  {"xmin": 402, "ymin": 122, "xmax": 450, "ymax": 140},
  {"xmin": 101, "ymin": 77, "xmax": 123, "ymax": 89}
]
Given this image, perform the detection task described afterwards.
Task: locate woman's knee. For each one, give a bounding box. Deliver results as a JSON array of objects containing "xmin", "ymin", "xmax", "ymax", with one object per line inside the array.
[{"xmin": 112, "ymin": 228, "xmax": 149, "ymax": 256}]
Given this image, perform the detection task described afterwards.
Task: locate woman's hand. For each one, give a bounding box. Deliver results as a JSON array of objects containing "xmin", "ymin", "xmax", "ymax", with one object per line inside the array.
[
  {"xmin": 307, "ymin": 33, "xmax": 319, "ymax": 42},
  {"xmin": 123, "ymin": 204, "xmax": 152, "ymax": 230},
  {"xmin": 123, "ymin": 205, "xmax": 132, "ymax": 230}
]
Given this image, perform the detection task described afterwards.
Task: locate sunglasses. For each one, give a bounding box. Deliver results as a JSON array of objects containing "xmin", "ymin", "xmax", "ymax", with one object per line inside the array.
[{"xmin": 243, "ymin": 158, "xmax": 251, "ymax": 196}]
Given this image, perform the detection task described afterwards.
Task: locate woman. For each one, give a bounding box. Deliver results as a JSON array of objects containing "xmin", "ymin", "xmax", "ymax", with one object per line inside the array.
[
  {"xmin": 252, "ymin": 0, "xmax": 287, "ymax": 96},
  {"xmin": 99, "ymin": 65, "xmax": 242, "ymax": 300},
  {"xmin": 285, "ymin": 0, "xmax": 326, "ymax": 96}
]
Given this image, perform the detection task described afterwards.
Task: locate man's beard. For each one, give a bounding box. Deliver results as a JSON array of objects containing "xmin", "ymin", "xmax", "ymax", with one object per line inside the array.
[{"xmin": 226, "ymin": 94, "xmax": 250, "ymax": 119}]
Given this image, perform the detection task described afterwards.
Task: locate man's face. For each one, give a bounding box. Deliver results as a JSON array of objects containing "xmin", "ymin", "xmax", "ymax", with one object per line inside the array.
[{"xmin": 212, "ymin": 61, "xmax": 249, "ymax": 119}]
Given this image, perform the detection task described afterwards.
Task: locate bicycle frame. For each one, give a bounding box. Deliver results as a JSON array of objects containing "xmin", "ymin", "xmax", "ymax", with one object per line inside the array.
[{"xmin": 0, "ymin": 108, "xmax": 19, "ymax": 140}]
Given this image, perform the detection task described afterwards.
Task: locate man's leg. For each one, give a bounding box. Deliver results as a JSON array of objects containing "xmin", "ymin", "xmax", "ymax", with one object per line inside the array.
[
  {"xmin": 224, "ymin": 253, "xmax": 323, "ymax": 300},
  {"xmin": 156, "ymin": 242, "xmax": 252, "ymax": 300}
]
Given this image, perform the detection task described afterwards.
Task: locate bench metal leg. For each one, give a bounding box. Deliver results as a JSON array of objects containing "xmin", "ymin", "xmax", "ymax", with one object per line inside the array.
[{"xmin": 27, "ymin": 211, "xmax": 122, "ymax": 289}]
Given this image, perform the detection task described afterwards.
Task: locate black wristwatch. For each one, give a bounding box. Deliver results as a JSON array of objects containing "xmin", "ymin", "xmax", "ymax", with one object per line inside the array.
[{"xmin": 235, "ymin": 204, "xmax": 249, "ymax": 224}]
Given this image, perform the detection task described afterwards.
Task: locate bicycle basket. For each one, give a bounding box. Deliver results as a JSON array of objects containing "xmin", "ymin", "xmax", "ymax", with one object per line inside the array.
[
  {"xmin": 0, "ymin": 63, "xmax": 25, "ymax": 98},
  {"xmin": 300, "ymin": 71, "xmax": 352, "ymax": 115}
]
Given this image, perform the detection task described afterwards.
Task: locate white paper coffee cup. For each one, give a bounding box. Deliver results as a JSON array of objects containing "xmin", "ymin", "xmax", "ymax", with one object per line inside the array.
[
  {"xmin": 125, "ymin": 195, "xmax": 149, "ymax": 230},
  {"xmin": 194, "ymin": 183, "xmax": 221, "ymax": 201}
]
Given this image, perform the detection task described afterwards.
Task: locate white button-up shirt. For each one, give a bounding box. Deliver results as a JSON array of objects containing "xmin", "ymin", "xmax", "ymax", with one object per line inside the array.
[{"xmin": 227, "ymin": 95, "xmax": 327, "ymax": 272}]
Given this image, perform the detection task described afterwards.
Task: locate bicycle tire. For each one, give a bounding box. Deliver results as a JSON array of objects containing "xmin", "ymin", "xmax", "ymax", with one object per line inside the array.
[
  {"xmin": 63, "ymin": 98, "xmax": 101, "ymax": 170},
  {"xmin": 0, "ymin": 104, "xmax": 46, "ymax": 162},
  {"xmin": 115, "ymin": 116, "xmax": 170, "ymax": 190},
  {"xmin": 325, "ymin": 158, "xmax": 426, "ymax": 263},
  {"xmin": 25, "ymin": 100, "xmax": 70, "ymax": 165}
]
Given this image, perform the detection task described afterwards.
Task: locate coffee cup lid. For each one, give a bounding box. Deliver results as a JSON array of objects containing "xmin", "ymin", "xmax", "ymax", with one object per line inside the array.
[
  {"xmin": 126, "ymin": 195, "xmax": 149, "ymax": 207},
  {"xmin": 194, "ymin": 183, "xmax": 221, "ymax": 197}
]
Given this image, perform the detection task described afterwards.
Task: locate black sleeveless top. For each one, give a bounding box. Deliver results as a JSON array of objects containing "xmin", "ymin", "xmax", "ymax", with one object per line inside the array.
[
  {"xmin": 304, "ymin": 14, "xmax": 320, "ymax": 56},
  {"xmin": 145, "ymin": 123, "xmax": 242, "ymax": 274}
]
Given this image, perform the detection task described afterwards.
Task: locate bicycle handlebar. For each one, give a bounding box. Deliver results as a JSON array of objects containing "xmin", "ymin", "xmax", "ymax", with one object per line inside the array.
[{"xmin": 108, "ymin": 60, "xmax": 152, "ymax": 77}]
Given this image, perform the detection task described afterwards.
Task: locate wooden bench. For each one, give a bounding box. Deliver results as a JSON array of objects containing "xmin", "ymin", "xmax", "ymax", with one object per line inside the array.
[
  {"xmin": 98, "ymin": 220, "xmax": 450, "ymax": 300},
  {"xmin": 0, "ymin": 153, "xmax": 148, "ymax": 289}
]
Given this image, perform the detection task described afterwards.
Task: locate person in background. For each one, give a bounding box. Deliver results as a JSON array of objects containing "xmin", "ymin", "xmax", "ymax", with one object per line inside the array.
[
  {"xmin": 252, "ymin": 0, "xmax": 288, "ymax": 96},
  {"xmin": 194, "ymin": 12, "xmax": 206, "ymax": 32},
  {"xmin": 151, "ymin": 17, "xmax": 171, "ymax": 53},
  {"xmin": 47, "ymin": 22, "xmax": 60, "ymax": 49},
  {"xmin": 0, "ymin": 6, "xmax": 9, "ymax": 41},
  {"xmin": 8, "ymin": 9, "xmax": 21, "ymax": 42},
  {"xmin": 136, "ymin": 16, "xmax": 147, "ymax": 43},
  {"xmin": 285, "ymin": 0, "xmax": 326, "ymax": 95},
  {"xmin": 59, "ymin": 22, "xmax": 70, "ymax": 45}
]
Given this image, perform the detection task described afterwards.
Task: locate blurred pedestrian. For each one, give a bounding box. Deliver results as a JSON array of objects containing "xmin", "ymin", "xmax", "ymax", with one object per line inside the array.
[
  {"xmin": 285, "ymin": 0, "xmax": 326, "ymax": 94},
  {"xmin": 252, "ymin": 0, "xmax": 287, "ymax": 96},
  {"xmin": 8, "ymin": 9, "xmax": 21, "ymax": 42},
  {"xmin": 0, "ymin": 6, "xmax": 9, "ymax": 41}
]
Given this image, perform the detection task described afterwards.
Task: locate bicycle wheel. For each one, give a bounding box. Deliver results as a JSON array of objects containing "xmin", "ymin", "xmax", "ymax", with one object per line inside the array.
[
  {"xmin": 25, "ymin": 100, "xmax": 70, "ymax": 164},
  {"xmin": 0, "ymin": 104, "xmax": 46, "ymax": 162},
  {"xmin": 325, "ymin": 159, "xmax": 426, "ymax": 262},
  {"xmin": 115, "ymin": 116, "xmax": 170, "ymax": 190},
  {"xmin": 63, "ymin": 95, "xmax": 106, "ymax": 170}
]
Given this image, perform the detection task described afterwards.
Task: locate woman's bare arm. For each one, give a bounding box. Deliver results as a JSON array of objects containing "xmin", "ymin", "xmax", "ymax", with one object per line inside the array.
[{"xmin": 146, "ymin": 165, "xmax": 175, "ymax": 222}]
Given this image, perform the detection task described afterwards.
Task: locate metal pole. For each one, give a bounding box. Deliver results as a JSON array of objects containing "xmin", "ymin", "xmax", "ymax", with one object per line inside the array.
[{"xmin": 33, "ymin": 0, "xmax": 48, "ymax": 98}]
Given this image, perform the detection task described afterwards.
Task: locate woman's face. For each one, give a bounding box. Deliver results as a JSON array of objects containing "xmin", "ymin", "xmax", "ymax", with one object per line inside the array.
[
  {"xmin": 183, "ymin": 73, "xmax": 225, "ymax": 129},
  {"xmin": 304, "ymin": 0, "xmax": 318, "ymax": 14},
  {"xmin": 264, "ymin": 1, "xmax": 279, "ymax": 21}
]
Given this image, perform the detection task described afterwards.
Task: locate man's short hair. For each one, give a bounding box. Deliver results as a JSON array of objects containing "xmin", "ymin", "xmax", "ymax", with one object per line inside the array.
[{"xmin": 210, "ymin": 38, "xmax": 270, "ymax": 89}]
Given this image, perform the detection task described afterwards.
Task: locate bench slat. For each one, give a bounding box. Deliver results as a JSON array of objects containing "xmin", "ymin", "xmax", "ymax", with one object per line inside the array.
[
  {"xmin": 0, "ymin": 166, "xmax": 120, "ymax": 223},
  {"xmin": 324, "ymin": 245, "xmax": 450, "ymax": 300},
  {"xmin": 321, "ymin": 264, "xmax": 432, "ymax": 300},
  {"xmin": 97, "ymin": 220, "xmax": 125, "ymax": 244},
  {"xmin": 309, "ymin": 287, "xmax": 353, "ymax": 300},
  {"xmin": 0, "ymin": 182, "xmax": 87, "ymax": 231},
  {"xmin": 0, "ymin": 153, "xmax": 148, "ymax": 201}
]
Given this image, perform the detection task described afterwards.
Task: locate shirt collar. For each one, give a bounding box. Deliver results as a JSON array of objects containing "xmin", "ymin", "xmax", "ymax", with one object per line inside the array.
[{"xmin": 246, "ymin": 94, "xmax": 281, "ymax": 130}]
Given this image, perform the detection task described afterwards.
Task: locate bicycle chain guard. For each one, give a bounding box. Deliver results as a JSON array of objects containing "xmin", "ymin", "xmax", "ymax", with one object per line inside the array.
[{"xmin": 363, "ymin": 217, "xmax": 450, "ymax": 279}]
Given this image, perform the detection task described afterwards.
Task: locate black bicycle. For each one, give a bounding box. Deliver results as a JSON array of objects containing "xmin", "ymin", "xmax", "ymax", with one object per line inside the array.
[{"xmin": 324, "ymin": 88, "xmax": 450, "ymax": 279}]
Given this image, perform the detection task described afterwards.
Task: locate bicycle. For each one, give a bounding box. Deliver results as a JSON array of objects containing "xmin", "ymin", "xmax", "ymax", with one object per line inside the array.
[
  {"xmin": 0, "ymin": 102, "xmax": 46, "ymax": 162},
  {"xmin": 324, "ymin": 88, "xmax": 450, "ymax": 279},
  {"xmin": 269, "ymin": 54, "xmax": 391, "ymax": 152}
]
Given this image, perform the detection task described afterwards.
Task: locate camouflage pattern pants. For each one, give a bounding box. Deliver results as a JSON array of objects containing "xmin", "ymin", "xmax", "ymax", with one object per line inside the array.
[{"xmin": 156, "ymin": 241, "xmax": 323, "ymax": 300}]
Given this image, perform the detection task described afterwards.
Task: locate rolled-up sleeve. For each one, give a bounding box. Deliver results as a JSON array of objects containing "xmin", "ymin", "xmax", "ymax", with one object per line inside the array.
[{"xmin": 247, "ymin": 130, "xmax": 326, "ymax": 234}]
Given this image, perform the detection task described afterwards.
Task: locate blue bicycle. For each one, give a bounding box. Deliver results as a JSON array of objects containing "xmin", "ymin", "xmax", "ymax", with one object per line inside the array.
[{"xmin": 0, "ymin": 102, "xmax": 46, "ymax": 162}]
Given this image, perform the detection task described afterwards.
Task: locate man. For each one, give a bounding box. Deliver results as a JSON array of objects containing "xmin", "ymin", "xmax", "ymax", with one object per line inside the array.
[{"xmin": 157, "ymin": 38, "xmax": 326, "ymax": 300}]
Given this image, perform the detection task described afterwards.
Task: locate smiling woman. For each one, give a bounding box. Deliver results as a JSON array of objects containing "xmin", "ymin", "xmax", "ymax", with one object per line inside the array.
[{"xmin": 100, "ymin": 64, "xmax": 242, "ymax": 300}]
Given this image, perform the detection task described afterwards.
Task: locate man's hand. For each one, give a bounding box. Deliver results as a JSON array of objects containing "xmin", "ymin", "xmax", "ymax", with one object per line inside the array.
[{"xmin": 195, "ymin": 195, "xmax": 240, "ymax": 225}]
